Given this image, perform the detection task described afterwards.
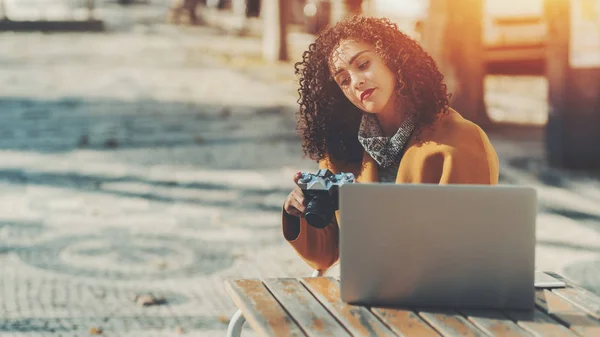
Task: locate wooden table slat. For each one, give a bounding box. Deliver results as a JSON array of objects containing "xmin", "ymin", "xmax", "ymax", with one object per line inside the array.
[
  {"xmin": 224, "ymin": 279, "xmax": 306, "ymax": 337},
  {"xmin": 371, "ymin": 307, "xmax": 441, "ymax": 337},
  {"xmin": 544, "ymin": 272, "xmax": 600, "ymax": 320},
  {"xmin": 506, "ymin": 309, "xmax": 579, "ymax": 337},
  {"xmin": 535, "ymin": 289, "xmax": 600, "ymax": 336},
  {"xmin": 552, "ymin": 288, "xmax": 600, "ymax": 321},
  {"xmin": 300, "ymin": 277, "xmax": 397, "ymax": 337},
  {"xmin": 263, "ymin": 278, "xmax": 352, "ymax": 337},
  {"xmin": 419, "ymin": 310, "xmax": 489, "ymax": 337},
  {"xmin": 461, "ymin": 309, "xmax": 532, "ymax": 337},
  {"xmin": 226, "ymin": 275, "xmax": 592, "ymax": 337}
]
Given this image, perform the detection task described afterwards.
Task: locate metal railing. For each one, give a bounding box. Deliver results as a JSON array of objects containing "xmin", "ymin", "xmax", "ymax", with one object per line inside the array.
[{"xmin": 0, "ymin": 0, "xmax": 96, "ymax": 21}]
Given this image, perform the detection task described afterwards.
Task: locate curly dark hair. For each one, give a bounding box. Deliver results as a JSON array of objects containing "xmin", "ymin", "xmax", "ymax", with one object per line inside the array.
[{"xmin": 294, "ymin": 16, "xmax": 450, "ymax": 166}]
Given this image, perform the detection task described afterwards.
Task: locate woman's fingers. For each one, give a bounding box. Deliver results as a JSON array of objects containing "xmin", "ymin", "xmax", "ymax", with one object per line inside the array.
[
  {"xmin": 284, "ymin": 172, "xmax": 308, "ymax": 218},
  {"xmin": 284, "ymin": 198, "xmax": 304, "ymax": 217},
  {"xmin": 284, "ymin": 188, "xmax": 306, "ymax": 217},
  {"xmin": 293, "ymin": 171, "xmax": 303, "ymax": 183},
  {"xmin": 286, "ymin": 207, "xmax": 303, "ymax": 218},
  {"xmin": 293, "ymin": 193, "xmax": 306, "ymax": 213}
]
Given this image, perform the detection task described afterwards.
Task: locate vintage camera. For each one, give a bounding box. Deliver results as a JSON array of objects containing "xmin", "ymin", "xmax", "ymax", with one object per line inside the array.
[{"xmin": 297, "ymin": 169, "xmax": 356, "ymax": 229}]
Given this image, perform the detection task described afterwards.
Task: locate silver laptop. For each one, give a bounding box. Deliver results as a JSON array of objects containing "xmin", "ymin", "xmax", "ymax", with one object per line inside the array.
[{"xmin": 338, "ymin": 183, "xmax": 537, "ymax": 310}]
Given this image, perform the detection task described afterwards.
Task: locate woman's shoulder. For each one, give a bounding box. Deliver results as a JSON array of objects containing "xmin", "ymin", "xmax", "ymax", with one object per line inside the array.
[
  {"xmin": 402, "ymin": 108, "xmax": 499, "ymax": 184},
  {"xmin": 405, "ymin": 108, "xmax": 498, "ymax": 164},
  {"xmin": 412, "ymin": 108, "xmax": 492, "ymax": 151}
]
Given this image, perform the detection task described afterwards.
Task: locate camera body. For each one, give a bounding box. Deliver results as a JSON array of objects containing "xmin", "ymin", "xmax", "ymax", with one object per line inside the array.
[{"xmin": 297, "ymin": 169, "xmax": 356, "ymax": 228}]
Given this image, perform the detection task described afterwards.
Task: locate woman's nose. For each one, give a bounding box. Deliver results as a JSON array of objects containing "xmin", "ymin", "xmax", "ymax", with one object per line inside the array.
[{"xmin": 352, "ymin": 76, "xmax": 365, "ymax": 90}]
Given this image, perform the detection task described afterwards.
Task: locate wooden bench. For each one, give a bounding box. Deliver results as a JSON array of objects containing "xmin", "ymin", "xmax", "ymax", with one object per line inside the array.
[{"xmin": 224, "ymin": 272, "xmax": 600, "ymax": 337}]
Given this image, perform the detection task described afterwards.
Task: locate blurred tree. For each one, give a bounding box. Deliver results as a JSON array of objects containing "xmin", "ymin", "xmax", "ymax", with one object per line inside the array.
[
  {"xmin": 331, "ymin": 0, "xmax": 363, "ymax": 24},
  {"xmin": 262, "ymin": 0, "xmax": 289, "ymax": 62},
  {"xmin": 246, "ymin": 0, "xmax": 261, "ymax": 17},
  {"xmin": 304, "ymin": 0, "xmax": 331, "ymax": 34},
  {"xmin": 421, "ymin": 0, "xmax": 491, "ymax": 126},
  {"xmin": 0, "ymin": 0, "xmax": 6, "ymax": 21},
  {"xmin": 545, "ymin": 0, "xmax": 600, "ymax": 169},
  {"xmin": 87, "ymin": 0, "xmax": 95, "ymax": 20},
  {"xmin": 345, "ymin": 0, "xmax": 363, "ymax": 14}
]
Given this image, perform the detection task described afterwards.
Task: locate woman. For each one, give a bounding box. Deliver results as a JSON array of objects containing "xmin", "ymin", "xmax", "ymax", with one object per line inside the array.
[{"xmin": 282, "ymin": 16, "xmax": 499, "ymax": 272}]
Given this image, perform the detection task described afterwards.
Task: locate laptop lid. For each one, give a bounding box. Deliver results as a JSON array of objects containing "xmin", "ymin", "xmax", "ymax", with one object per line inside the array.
[{"xmin": 338, "ymin": 183, "xmax": 537, "ymax": 310}]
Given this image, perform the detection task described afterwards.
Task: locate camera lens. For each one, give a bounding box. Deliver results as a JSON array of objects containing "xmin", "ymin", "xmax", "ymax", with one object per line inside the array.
[{"xmin": 304, "ymin": 195, "xmax": 335, "ymax": 229}]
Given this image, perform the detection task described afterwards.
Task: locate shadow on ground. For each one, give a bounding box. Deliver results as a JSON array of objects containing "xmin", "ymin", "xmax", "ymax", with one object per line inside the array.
[{"xmin": 0, "ymin": 96, "xmax": 301, "ymax": 167}]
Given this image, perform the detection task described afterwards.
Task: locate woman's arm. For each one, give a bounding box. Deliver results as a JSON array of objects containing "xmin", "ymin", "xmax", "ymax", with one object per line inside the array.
[
  {"xmin": 282, "ymin": 211, "xmax": 339, "ymax": 271},
  {"xmin": 281, "ymin": 159, "xmax": 340, "ymax": 271},
  {"xmin": 418, "ymin": 132, "xmax": 499, "ymax": 185}
]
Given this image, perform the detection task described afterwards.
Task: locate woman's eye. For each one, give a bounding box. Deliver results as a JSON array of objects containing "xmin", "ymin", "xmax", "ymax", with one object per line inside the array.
[
  {"xmin": 340, "ymin": 78, "xmax": 350, "ymax": 86},
  {"xmin": 359, "ymin": 61, "xmax": 369, "ymax": 70}
]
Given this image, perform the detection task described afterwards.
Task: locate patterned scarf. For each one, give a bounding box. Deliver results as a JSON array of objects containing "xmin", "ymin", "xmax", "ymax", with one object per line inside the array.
[{"xmin": 357, "ymin": 113, "xmax": 416, "ymax": 168}]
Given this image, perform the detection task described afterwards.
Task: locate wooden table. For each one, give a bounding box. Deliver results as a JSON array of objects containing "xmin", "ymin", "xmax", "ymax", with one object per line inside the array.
[{"xmin": 224, "ymin": 272, "xmax": 600, "ymax": 337}]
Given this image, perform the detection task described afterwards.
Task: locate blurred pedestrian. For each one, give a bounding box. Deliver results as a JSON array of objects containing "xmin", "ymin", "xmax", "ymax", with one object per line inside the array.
[
  {"xmin": 169, "ymin": 0, "xmax": 203, "ymax": 25},
  {"xmin": 282, "ymin": 16, "xmax": 500, "ymax": 272}
]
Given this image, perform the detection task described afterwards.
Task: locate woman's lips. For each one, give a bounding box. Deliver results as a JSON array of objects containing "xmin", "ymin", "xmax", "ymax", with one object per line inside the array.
[{"xmin": 361, "ymin": 88, "xmax": 375, "ymax": 101}]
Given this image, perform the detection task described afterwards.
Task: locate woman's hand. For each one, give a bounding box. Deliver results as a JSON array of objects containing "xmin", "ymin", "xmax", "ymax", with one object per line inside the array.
[{"xmin": 283, "ymin": 172, "xmax": 307, "ymax": 217}]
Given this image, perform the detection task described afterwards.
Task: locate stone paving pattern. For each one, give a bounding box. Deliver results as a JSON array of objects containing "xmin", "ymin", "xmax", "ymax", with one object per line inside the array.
[{"xmin": 0, "ymin": 1, "xmax": 598, "ymax": 336}]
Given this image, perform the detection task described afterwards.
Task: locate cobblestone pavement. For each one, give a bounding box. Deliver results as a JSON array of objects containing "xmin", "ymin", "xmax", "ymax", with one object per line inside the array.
[
  {"xmin": 0, "ymin": 2, "xmax": 599, "ymax": 336},
  {"xmin": 0, "ymin": 3, "xmax": 314, "ymax": 336}
]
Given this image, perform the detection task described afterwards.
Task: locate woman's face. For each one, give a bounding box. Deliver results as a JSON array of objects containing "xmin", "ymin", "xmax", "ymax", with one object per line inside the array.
[{"xmin": 330, "ymin": 39, "xmax": 397, "ymax": 115}]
